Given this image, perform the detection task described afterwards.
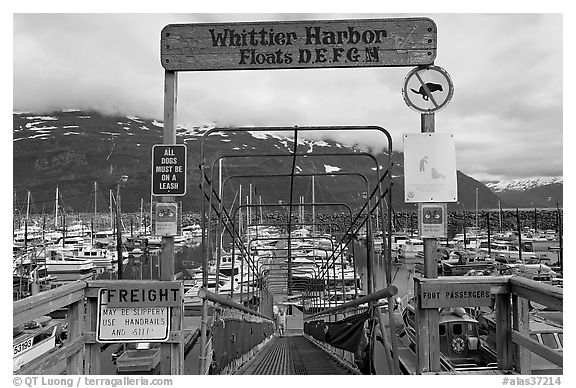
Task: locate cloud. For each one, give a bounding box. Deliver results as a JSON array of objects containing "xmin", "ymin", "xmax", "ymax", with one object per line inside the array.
[{"xmin": 13, "ymin": 13, "xmax": 563, "ymax": 181}]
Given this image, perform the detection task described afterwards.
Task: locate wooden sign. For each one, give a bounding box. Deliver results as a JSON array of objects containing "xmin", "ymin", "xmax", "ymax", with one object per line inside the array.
[
  {"xmin": 417, "ymin": 278, "xmax": 492, "ymax": 308},
  {"xmin": 161, "ymin": 18, "xmax": 437, "ymax": 71}
]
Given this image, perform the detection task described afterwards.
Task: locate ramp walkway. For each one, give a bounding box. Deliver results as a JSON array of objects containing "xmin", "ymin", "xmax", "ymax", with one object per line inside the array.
[
  {"xmin": 236, "ymin": 312, "xmax": 354, "ymax": 375},
  {"xmin": 236, "ymin": 335, "xmax": 353, "ymax": 375}
]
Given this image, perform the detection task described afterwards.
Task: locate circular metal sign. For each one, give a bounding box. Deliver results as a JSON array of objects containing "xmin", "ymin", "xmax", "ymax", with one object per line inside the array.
[{"xmin": 402, "ymin": 65, "xmax": 454, "ymax": 113}]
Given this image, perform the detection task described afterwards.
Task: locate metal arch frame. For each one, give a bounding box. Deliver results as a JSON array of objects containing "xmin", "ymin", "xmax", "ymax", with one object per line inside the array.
[
  {"xmin": 229, "ymin": 199, "xmax": 355, "ymax": 296},
  {"xmin": 241, "ymin": 222, "xmax": 354, "ymax": 306},
  {"xmin": 199, "ymin": 125, "xmax": 396, "ymax": 374},
  {"xmin": 201, "ymin": 143, "xmax": 394, "ymax": 278},
  {"xmin": 199, "ymin": 126, "xmax": 393, "ymax": 285},
  {"xmin": 218, "ymin": 171, "xmax": 369, "ymax": 289}
]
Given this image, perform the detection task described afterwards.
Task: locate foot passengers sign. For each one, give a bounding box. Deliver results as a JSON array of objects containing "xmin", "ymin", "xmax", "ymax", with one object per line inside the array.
[
  {"xmin": 151, "ymin": 144, "xmax": 187, "ymax": 196},
  {"xmin": 161, "ymin": 18, "xmax": 437, "ymax": 71}
]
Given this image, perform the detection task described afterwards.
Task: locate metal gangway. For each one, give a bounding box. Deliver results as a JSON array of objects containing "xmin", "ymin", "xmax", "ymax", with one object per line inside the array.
[{"xmin": 195, "ymin": 126, "xmax": 400, "ymax": 375}]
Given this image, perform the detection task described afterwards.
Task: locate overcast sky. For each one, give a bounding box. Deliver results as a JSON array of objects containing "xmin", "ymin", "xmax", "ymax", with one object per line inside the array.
[{"xmin": 12, "ymin": 10, "xmax": 564, "ymax": 182}]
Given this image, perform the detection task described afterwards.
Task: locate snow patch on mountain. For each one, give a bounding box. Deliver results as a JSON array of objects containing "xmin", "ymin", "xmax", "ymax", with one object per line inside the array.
[
  {"xmin": 324, "ymin": 164, "xmax": 341, "ymax": 173},
  {"xmin": 249, "ymin": 131, "xmax": 269, "ymax": 140},
  {"xmin": 483, "ymin": 177, "xmax": 563, "ymax": 192},
  {"xmin": 127, "ymin": 116, "xmax": 144, "ymax": 123},
  {"xmin": 26, "ymin": 116, "xmax": 58, "ymax": 121}
]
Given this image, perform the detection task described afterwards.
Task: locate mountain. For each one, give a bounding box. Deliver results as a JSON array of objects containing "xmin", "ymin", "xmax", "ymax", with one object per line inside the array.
[
  {"xmin": 483, "ymin": 178, "xmax": 563, "ymax": 208},
  {"xmin": 12, "ymin": 110, "xmax": 544, "ymax": 214}
]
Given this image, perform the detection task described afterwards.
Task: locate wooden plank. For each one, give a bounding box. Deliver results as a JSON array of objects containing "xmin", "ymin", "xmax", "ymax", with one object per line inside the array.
[
  {"xmin": 423, "ymin": 238, "xmax": 438, "ymax": 277},
  {"xmin": 66, "ymin": 300, "xmax": 84, "ymax": 374},
  {"xmin": 419, "ymin": 281, "xmax": 492, "ymax": 308},
  {"xmin": 427, "ymin": 308, "xmax": 440, "ymax": 372},
  {"xmin": 170, "ymin": 304, "xmax": 184, "ymax": 374},
  {"xmin": 16, "ymin": 336, "xmax": 84, "ymax": 375},
  {"xmin": 14, "ymin": 289, "xmax": 85, "ymax": 327},
  {"xmin": 84, "ymin": 298, "xmax": 101, "ymax": 374},
  {"xmin": 510, "ymin": 276, "xmax": 562, "ymax": 311},
  {"xmin": 496, "ymin": 293, "xmax": 513, "ymax": 370},
  {"xmin": 14, "ymin": 281, "xmax": 86, "ymax": 326},
  {"xmin": 511, "ymin": 330, "xmax": 563, "ymax": 368},
  {"xmin": 419, "ymin": 275, "xmax": 511, "ymax": 294},
  {"xmin": 161, "ymin": 18, "xmax": 437, "ymax": 71},
  {"xmin": 512, "ymin": 295, "xmax": 531, "ymax": 374},
  {"xmin": 415, "ymin": 281, "xmax": 430, "ymax": 373}
]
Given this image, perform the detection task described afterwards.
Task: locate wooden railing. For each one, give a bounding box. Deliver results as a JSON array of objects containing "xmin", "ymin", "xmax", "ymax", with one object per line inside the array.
[
  {"xmin": 13, "ymin": 275, "xmax": 562, "ymax": 375},
  {"xmin": 14, "ymin": 280, "xmax": 87, "ymax": 375},
  {"xmin": 13, "ymin": 279, "xmax": 188, "ymax": 375},
  {"xmin": 509, "ymin": 276, "xmax": 563, "ymax": 373},
  {"xmin": 415, "ymin": 275, "xmax": 563, "ymax": 374}
]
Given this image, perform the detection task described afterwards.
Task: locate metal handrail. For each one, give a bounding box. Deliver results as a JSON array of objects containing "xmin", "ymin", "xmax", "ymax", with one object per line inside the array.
[
  {"xmin": 304, "ymin": 285, "xmax": 398, "ymax": 320},
  {"xmin": 198, "ymin": 287, "xmax": 273, "ymax": 322}
]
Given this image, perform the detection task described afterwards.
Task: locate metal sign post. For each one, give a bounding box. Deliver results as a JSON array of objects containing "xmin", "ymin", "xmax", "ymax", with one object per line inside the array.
[
  {"xmin": 159, "ymin": 70, "xmax": 183, "ymax": 374},
  {"xmin": 417, "ymin": 113, "xmax": 441, "ymax": 373},
  {"xmin": 402, "ymin": 65, "xmax": 455, "ymax": 374}
]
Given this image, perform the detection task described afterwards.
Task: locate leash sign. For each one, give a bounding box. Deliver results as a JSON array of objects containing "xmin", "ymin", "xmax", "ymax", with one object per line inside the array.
[
  {"xmin": 402, "ymin": 65, "xmax": 454, "ymax": 113},
  {"xmin": 152, "ymin": 144, "xmax": 187, "ymax": 196}
]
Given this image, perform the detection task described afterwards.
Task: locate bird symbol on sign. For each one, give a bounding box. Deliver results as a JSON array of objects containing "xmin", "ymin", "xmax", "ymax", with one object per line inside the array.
[{"xmin": 411, "ymin": 83, "xmax": 443, "ymax": 101}]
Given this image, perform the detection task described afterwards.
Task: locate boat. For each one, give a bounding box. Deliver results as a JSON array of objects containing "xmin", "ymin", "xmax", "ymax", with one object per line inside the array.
[
  {"xmin": 398, "ymin": 238, "xmax": 424, "ymax": 259},
  {"xmin": 13, "ymin": 316, "xmax": 63, "ymax": 372},
  {"xmin": 439, "ymin": 251, "xmax": 495, "ymax": 276},
  {"xmin": 478, "ymin": 239, "xmax": 540, "ymax": 263},
  {"xmin": 400, "ymin": 297, "xmax": 498, "ymax": 371},
  {"xmin": 479, "ymin": 310, "xmax": 563, "ymax": 374},
  {"xmin": 72, "ymin": 246, "xmax": 114, "ymax": 267}
]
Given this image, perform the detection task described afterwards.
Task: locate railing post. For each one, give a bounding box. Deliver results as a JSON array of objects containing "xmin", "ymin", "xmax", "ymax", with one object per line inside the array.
[
  {"xmin": 496, "ymin": 292, "xmax": 513, "ymax": 370},
  {"xmin": 84, "ymin": 296, "xmax": 101, "ymax": 374},
  {"xmin": 66, "ymin": 298, "xmax": 85, "ymax": 375},
  {"xmin": 170, "ymin": 299, "xmax": 184, "ymax": 374},
  {"xmin": 512, "ymin": 294, "xmax": 531, "ymax": 374}
]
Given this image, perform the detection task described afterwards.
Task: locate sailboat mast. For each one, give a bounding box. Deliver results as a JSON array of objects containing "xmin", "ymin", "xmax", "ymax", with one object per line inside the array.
[
  {"xmin": 25, "ymin": 191, "xmax": 30, "ymax": 250},
  {"xmin": 26, "ymin": 190, "xmax": 30, "ymax": 221},
  {"xmin": 109, "ymin": 189, "xmax": 113, "ymax": 230},
  {"xmin": 498, "ymin": 200, "xmax": 502, "ymax": 233},
  {"xmin": 94, "ymin": 182, "xmax": 97, "ymax": 224},
  {"xmin": 249, "ymin": 183, "xmax": 253, "ymax": 227},
  {"xmin": 55, "ymin": 186, "xmax": 59, "ymax": 229},
  {"xmin": 238, "ymin": 185, "xmax": 243, "ymax": 236},
  {"xmin": 475, "ymin": 187, "xmax": 479, "ymax": 231},
  {"xmin": 218, "ymin": 159, "xmax": 222, "ymax": 199},
  {"xmin": 312, "ymin": 175, "xmax": 316, "ymax": 234},
  {"xmin": 259, "ymin": 195, "xmax": 263, "ymax": 224},
  {"xmin": 140, "ymin": 198, "xmax": 144, "ymax": 234}
]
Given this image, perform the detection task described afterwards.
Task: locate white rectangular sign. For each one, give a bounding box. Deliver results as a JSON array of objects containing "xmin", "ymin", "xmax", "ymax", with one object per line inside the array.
[
  {"xmin": 96, "ymin": 289, "xmax": 171, "ymax": 343},
  {"xmin": 403, "ymin": 133, "xmax": 458, "ymax": 203}
]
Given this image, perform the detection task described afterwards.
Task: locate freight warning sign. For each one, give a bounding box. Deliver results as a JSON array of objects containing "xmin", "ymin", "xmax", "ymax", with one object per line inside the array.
[
  {"xmin": 97, "ymin": 289, "xmax": 171, "ymax": 343},
  {"xmin": 151, "ymin": 144, "xmax": 187, "ymax": 196},
  {"xmin": 96, "ymin": 282, "xmax": 182, "ymax": 343}
]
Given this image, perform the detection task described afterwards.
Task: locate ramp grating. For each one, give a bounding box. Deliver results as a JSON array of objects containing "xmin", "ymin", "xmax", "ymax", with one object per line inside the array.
[{"xmin": 237, "ymin": 335, "xmax": 353, "ymax": 375}]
